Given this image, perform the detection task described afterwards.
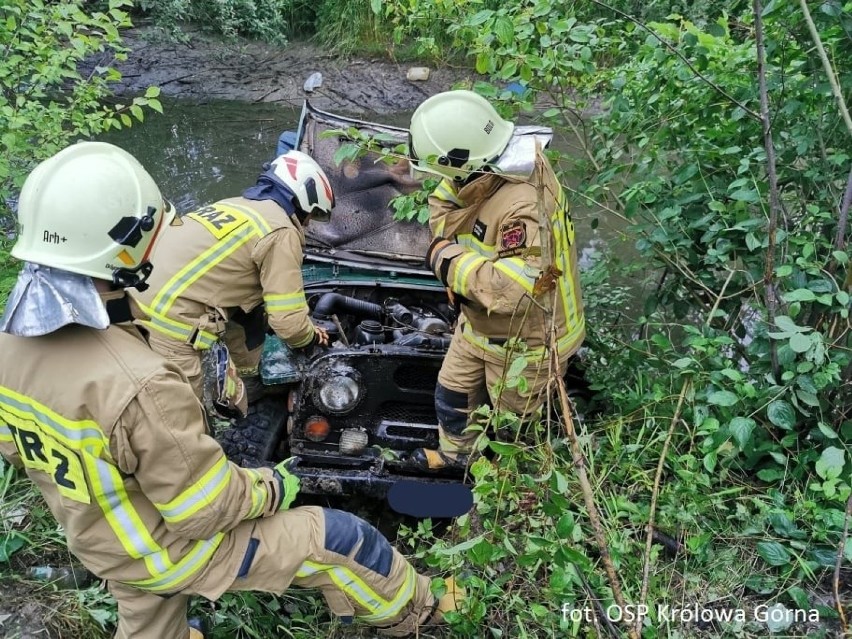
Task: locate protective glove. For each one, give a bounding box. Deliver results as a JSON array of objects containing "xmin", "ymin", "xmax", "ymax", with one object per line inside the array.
[{"xmin": 273, "ymin": 458, "xmax": 301, "ymax": 511}]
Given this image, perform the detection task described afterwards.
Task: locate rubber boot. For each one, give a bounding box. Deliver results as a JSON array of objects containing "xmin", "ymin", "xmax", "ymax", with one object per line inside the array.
[
  {"xmin": 410, "ymin": 447, "xmax": 471, "ymax": 471},
  {"xmin": 427, "ymin": 576, "xmax": 465, "ymax": 625}
]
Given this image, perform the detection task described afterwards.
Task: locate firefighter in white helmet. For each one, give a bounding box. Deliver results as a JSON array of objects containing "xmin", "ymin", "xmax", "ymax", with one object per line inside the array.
[
  {"xmin": 407, "ymin": 90, "xmax": 586, "ymax": 470},
  {"xmin": 131, "ymin": 150, "xmax": 335, "ymax": 418},
  {"xmin": 0, "ymin": 141, "xmax": 460, "ymax": 639}
]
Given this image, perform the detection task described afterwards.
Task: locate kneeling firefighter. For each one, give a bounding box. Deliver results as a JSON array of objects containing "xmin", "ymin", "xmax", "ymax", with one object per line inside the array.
[
  {"xmin": 131, "ymin": 150, "xmax": 334, "ymax": 418},
  {"xmin": 407, "ymin": 90, "xmax": 586, "ymax": 470},
  {"xmin": 0, "ymin": 141, "xmax": 460, "ymax": 639}
]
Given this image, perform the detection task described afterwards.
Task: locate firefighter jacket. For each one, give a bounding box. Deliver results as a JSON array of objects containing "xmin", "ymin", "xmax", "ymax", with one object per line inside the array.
[
  {"xmin": 427, "ymin": 149, "xmax": 585, "ymax": 363},
  {"xmin": 131, "ymin": 196, "xmax": 315, "ymax": 353},
  {"xmin": 0, "ymin": 321, "xmax": 284, "ymax": 598}
]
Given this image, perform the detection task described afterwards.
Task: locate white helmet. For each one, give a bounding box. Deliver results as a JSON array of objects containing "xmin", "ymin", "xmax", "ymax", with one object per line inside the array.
[
  {"xmin": 12, "ymin": 141, "xmax": 176, "ymax": 289},
  {"xmin": 409, "ymin": 90, "xmax": 515, "ymax": 182},
  {"xmin": 269, "ymin": 150, "xmax": 335, "ymax": 222}
]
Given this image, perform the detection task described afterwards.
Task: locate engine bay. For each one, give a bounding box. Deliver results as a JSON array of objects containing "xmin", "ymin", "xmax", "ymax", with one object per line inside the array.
[{"xmin": 306, "ymin": 289, "xmax": 455, "ymax": 352}]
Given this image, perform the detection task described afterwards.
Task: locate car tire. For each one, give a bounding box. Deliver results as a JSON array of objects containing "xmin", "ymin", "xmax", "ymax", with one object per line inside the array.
[{"xmin": 218, "ymin": 397, "xmax": 288, "ymax": 468}]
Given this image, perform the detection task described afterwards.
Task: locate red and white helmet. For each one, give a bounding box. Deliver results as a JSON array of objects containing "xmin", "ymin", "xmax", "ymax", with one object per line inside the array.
[{"xmin": 269, "ymin": 150, "xmax": 335, "ymax": 221}]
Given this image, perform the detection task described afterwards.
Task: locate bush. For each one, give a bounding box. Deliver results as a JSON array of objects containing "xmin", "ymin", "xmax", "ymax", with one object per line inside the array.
[
  {"xmin": 0, "ymin": 0, "xmax": 161, "ymax": 220},
  {"xmin": 137, "ymin": 0, "xmax": 291, "ymax": 44}
]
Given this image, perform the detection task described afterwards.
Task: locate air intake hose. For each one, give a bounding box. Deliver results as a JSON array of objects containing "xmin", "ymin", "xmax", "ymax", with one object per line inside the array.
[{"xmin": 313, "ymin": 292, "xmax": 382, "ymax": 320}]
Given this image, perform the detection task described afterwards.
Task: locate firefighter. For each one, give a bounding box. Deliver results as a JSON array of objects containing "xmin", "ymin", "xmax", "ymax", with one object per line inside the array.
[
  {"xmin": 407, "ymin": 90, "xmax": 586, "ymax": 470},
  {"xmin": 0, "ymin": 141, "xmax": 459, "ymax": 639},
  {"xmin": 130, "ymin": 150, "xmax": 334, "ymax": 418}
]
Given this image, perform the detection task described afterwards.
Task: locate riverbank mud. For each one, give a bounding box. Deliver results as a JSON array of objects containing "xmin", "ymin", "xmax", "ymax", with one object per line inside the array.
[{"xmin": 87, "ymin": 26, "xmax": 474, "ymax": 114}]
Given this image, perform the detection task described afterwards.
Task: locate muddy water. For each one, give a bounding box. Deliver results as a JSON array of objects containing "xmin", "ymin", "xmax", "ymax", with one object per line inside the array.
[{"xmin": 101, "ymin": 99, "xmax": 633, "ymax": 269}]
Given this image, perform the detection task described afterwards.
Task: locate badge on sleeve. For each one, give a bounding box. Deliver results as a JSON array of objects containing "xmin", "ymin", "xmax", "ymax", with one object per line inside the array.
[
  {"xmin": 499, "ymin": 220, "xmax": 527, "ymax": 252},
  {"xmin": 472, "ymin": 219, "xmax": 487, "ymax": 242}
]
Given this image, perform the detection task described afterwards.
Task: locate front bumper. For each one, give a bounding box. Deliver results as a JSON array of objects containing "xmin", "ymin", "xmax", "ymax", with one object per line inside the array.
[{"xmin": 288, "ymin": 457, "xmax": 464, "ymax": 499}]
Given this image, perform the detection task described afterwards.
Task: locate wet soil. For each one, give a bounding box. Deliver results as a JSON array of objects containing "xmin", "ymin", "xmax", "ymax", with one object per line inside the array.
[{"xmin": 86, "ymin": 26, "xmax": 475, "ymax": 114}]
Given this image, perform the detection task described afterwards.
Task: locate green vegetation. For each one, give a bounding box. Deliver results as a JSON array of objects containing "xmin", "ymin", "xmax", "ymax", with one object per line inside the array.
[
  {"xmin": 378, "ymin": 0, "xmax": 852, "ymax": 637},
  {"xmin": 1, "ymin": 0, "xmax": 850, "ymax": 637},
  {"xmin": 135, "ymin": 0, "xmax": 382, "ymax": 54},
  {"xmin": 135, "ymin": 0, "xmax": 292, "ymax": 44},
  {"xmin": 0, "ymin": 0, "xmax": 161, "ymax": 221}
]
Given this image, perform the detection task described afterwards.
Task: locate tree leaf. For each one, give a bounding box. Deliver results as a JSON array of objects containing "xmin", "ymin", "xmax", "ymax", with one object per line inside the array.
[
  {"xmin": 506, "ymin": 356, "xmax": 528, "ymax": 379},
  {"xmin": 729, "ymin": 417, "xmax": 755, "ymax": 448},
  {"xmin": 488, "ymin": 441, "xmax": 523, "ymax": 457},
  {"xmin": 787, "ymin": 586, "xmax": 810, "ymax": 610},
  {"xmin": 370, "ymin": 0, "xmax": 382, "ymax": 15},
  {"xmin": 494, "ymin": 17, "xmax": 514, "ymax": 45},
  {"xmin": 730, "ymin": 189, "xmax": 760, "ymax": 202},
  {"xmin": 757, "ymin": 541, "xmax": 791, "ymax": 566},
  {"xmin": 0, "ymin": 535, "xmax": 25, "ymax": 563},
  {"xmin": 783, "ymin": 288, "xmax": 816, "ymax": 302},
  {"xmin": 767, "ymin": 400, "xmax": 796, "ymax": 430},
  {"xmin": 556, "ymin": 513, "xmax": 575, "ymax": 539},
  {"xmin": 708, "ymin": 390, "xmax": 739, "ymax": 407},
  {"xmin": 435, "ymin": 534, "xmax": 487, "ymax": 555},
  {"xmin": 788, "ymin": 333, "xmax": 811, "ymax": 353},
  {"xmin": 757, "ymin": 468, "xmax": 784, "ymax": 482},
  {"xmin": 774, "ymin": 315, "xmax": 809, "ymax": 333},
  {"xmin": 815, "ymin": 446, "xmax": 845, "ymax": 480}
]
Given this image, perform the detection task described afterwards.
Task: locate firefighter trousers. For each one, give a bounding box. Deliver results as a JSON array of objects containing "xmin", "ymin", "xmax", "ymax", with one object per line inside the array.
[
  {"xmin": 435, "ymin": 325, "xmax": 568, "ymax": 455},
  {"xmin": 110, "ymin": 507, "xmax": 435, "ymax": 639}
]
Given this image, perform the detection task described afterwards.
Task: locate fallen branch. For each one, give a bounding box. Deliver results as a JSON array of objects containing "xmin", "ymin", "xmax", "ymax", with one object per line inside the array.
[
  {"xmin": 553, "ymin": 347, "xmax": 639, "ymax": 639},
  {"xmin": 634, "ymin": 267, "xmax": 735, "ymax": 636}
]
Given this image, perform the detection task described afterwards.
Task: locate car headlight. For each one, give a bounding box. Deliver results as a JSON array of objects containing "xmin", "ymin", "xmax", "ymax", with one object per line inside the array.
[{"xmin": 315, "ymin": 372, "xmax": 363, "ymax": 415}]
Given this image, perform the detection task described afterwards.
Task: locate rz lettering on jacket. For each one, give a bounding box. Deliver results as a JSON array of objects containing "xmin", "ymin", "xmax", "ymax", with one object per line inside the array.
[
  {"xmin": 4, "ymin": 420, "xmax": 90, "ymax": 504},
  {"xmin": 188, "ymin": 204, "xmax": 248, "ymax": 239}
]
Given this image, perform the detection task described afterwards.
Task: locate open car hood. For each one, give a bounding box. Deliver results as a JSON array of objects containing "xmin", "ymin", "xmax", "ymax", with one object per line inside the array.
[{"xmin": 294, "ymin": 101, "xmax": 432, "ymax": 271}]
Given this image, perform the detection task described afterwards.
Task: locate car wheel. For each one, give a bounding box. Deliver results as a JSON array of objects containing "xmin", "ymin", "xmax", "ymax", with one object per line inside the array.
[{"xmin": 218, "ymin": 397, "xmax": 288, "ymax": 467}]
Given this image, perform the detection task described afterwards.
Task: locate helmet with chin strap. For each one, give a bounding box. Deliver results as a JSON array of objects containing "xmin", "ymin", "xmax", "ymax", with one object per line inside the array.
[
  {"xmin": 12, "ymin": 141, "xmax": 177, "ymax": 290},
  {"xmin": 408, "ymin": 90, "xmax": 514, "ymax": 183},
  {"xmin": 268, "ymin": 150, "xmax": 335, "ymax": 222}
]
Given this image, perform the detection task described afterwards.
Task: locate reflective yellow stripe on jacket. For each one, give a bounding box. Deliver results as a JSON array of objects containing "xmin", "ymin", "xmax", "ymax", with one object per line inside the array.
[
  {"xmin": 0, "ymin": 386, "xmax": 223, "ymax": 593},
  {"xmin": 263, "ymin": 292, "xmax": 309, "ymax": 314},
  {"xmin": 432, "ymin": 179, "xmax": 464, "ymax": 207},
  {"xmin": 461, "ymin": 321, "xmax": 583, "ymax": 361},
  {"xmin": 135, "ymin": 300, "xmax": 219, "ymax": 350},
  {"xmin": 143, "ymin": 202, "xmax": 273, "ymax": 347},
  {"xmin": 296, "ymin": 561, "xmax": 417, "ymax": 623}
]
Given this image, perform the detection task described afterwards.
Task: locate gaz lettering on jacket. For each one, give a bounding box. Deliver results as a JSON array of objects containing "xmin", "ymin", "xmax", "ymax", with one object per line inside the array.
[
  {"xmin": 187, "ymin": 204, "xmax": 248, "ymax": 239},
  {"xmin": 2, "ymin": 418, "xmax": 90, "ymax": 504}
]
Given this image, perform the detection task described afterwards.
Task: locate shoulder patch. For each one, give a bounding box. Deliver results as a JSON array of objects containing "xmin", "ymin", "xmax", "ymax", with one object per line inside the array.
[
  {"xmin": 499, "ymin": 220, "xmax": 527, "ymax": 252},
  {"xmin": 472, "ymin": 219, "xmax": 487, "ymax": 242}
]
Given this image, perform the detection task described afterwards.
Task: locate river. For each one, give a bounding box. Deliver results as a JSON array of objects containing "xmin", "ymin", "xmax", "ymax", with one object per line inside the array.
[{"xmin": 101, "ymin": 99, "xmax": 634, "ymax": 275}]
